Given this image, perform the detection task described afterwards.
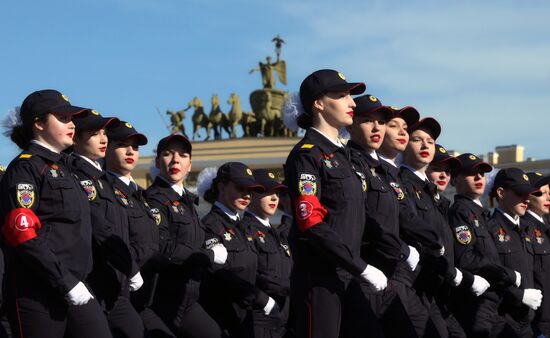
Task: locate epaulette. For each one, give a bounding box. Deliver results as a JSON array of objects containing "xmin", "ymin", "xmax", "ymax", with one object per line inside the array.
[
  {"xmin": 19, "ymin": 153, "xmax": 32, "ymax": 159},
  {"xmin": 0, "ymin": 165, "xmax": 5, "ymax": 172},
  {"xmin": 300, "ymin": 144, "xmax": 315, "ymax": 149}
]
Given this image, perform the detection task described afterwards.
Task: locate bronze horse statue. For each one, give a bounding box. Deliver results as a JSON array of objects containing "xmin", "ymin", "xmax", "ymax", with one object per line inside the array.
[
  {"xmin": 206, "ymin": 94, "xmax": 230, "ymax": 140},
  {"xmin": 188, "ymin": 97, "xmax": 209, "ymax": 141},
  {"xmin": 166, "ymin": 109, "xmax": 188, "ymax": 137},
  {"xmin": 227, "ymin": 93, "xmax": 253, "ymax": 138}
]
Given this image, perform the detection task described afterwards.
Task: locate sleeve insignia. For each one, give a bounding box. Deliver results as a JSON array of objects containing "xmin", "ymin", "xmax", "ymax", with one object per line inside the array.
[
  {"xmin": 16, "ymin": 183, "xmax": 35, "ymax": 208},
  {"xmin": 455, "ymin": 225, "xmax": 472, "ymax": 245},
  {"xmin": 299, "ymin": 173, "xmax": 317, "ymax": 196},
  {"xmin": 79, "ymin": 180, "xmax": 97, "ymax": 201}
]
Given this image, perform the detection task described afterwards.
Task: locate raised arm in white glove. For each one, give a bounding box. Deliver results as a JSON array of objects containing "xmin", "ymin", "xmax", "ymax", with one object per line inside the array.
[
  {"xmin": 129, "ymin": 272, "xmax": 144, "ymax": 291},
  {"xmin": 522, "ymin": 289, "xmax": 543, "ymax": 310},
  {"xmin": 471, "ymin": 275, "xmax": 490, "ymax": 296},
  {"xmin": 66, "ymin": 281, "xmax": 94, "ymax": 306},
  {"xmin": 211, "ymin": 244, "xmax": 228, "ymax": 264},
  {"xmin": 406, "ymin": 246, "xmax": 420, "ymax": 271},
  {"xmin": 514, "ymin": 271, "xmax": 521, "ymax": 288},
  {"xmin": 263, "ymin": 296, "xmax": 280, "ymax": 315},
  {"xmin": 360, "ymin": 265, "xmax": 388, "ymax": 291},
  {"xmin": 453, "ymin": 268, "xmax": 463, "ymax": 286}
]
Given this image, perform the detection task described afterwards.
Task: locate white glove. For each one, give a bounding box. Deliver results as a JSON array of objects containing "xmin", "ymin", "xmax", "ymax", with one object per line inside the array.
[
  {"xmin": 263, "ymin": 296, "xmax": 280, "ymax": 315},
  {"xmin": 453, "ymin": 268, "xmax": 463, "ymax": 286},
  {"xmin": 406, "ymin": 246, "xmax": 420, "ymax": 271},
  {"xmin": 129, "ymin": 272, "xmax": 144, "ymax": 291},
  {"xmin": 360, "ymin": 265, "xmax": 388, "ymax": 291},
  {"xmin": 65, "ymin": 282, "xmax": 94, "ymax": 306},
  {"xmin": 471, "ymin": 275, "xmax": 490, "ymax": 296},
  {"xmin": 515, "ymin": 271, "xmax": 521, "ymax": 288},
  {"xmin": 211, "ymin": 244, "xmax": 228, "ymax": 264},
  {"xmin": 522, "ymin": 289, "xmax": 543, "ymax": 310}
]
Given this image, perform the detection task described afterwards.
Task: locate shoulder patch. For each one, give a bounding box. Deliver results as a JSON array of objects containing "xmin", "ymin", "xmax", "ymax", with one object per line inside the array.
[
  {"xmin": 79, "ymin": 180, "xmax": 97, "ymax": 201},
  {"xmin": 16, "ymin": 183, "xmax": 35, "ymax": 208},
  {"xmin": 19, "ymin": 154, "xmax": 32, "ymax": 159},
  {"xmin": 301, "ymin": 144, "xmax": 314, "ymax": 149},
  {"xmin": 299, "ymin": 173, "xmax": 317, "ymax": 196},
  {"xmin": 455, "ymin": 225, "xmax": 472, "ymax": 245}
]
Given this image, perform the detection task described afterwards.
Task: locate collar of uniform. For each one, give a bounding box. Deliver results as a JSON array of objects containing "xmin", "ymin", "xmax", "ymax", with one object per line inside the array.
[
  {"xmin": 496, "ymin": 208, "xmax": 520, "ymax": 226},
  {"xmin": 30, "ymin": 139, "xmax": 61, "ymax": 154},
  {"xmin": 74, "ymin": 153, "xmax": 103, "ymax": 172},
  {"xmin": 348, "ymin": 140, "xmax": 381, "ymax": 170},
  {"xmin": 152, "ymin": 176, "xmax": 184, "ymax": 203},
  {"xmin": 369, "ymin": 150, "xmax": 379, "ymax": 161},
  {"xmin": 303, "ymin": 128, "xmax": 341, "ymax": 155},
  {"xmin": 73, "ymin": 154, "xmax": 104, "ymax": 178},
  {"xmin": 107, "ymin": 170, "xmax": 138, "ymax": 190},
  {"xmin": 378, "ymin": 154, "xmax": 398, "ymax": 168},
  {"xmin": 245, "ymin": 211, "xmax": 270, "ymax": 228},
  {"xmin": 214, "ymin": 201, "xmax": 240, "ymax": 221},
  {"xmin": 310, "ymin": 127, "xmax": 343, "ymax": 148},
  {"xmin": 526, "ymin": 210, "xmax": 545, "ymax": 224},
  {"xmin": 401, "ymin": 164, "xmax": 429, "ymax": 182},
  {"xmin": 27, "ymin": 141, "xmax": 62, "ymax": 163},
  {"xmin": 455, "ymin": 194, "xmax": 485, "ymax": 211},
  {"xmin": 157, "ymin": 175, "xmax": 185, "ymax": 197}
]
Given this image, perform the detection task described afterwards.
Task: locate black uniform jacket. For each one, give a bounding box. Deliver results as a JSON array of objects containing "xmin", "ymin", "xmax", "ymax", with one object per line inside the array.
[
  {"xmin": 522, "ymin": 211, "xmax": 550, "ymax": 328},
  {"xmin": 399, "ymin": 168, "xmax": 467, "ymax": 293},
  {"xmin": 283, "ymin": 129, "xmax": 367, "ymax": 281},
  {"xmin": 347, "ymin": 141, "xmax": 406, "ymax": 277},
  {"xmin": 488, "ymin": 209, "xmax": 534, "ymax": 319},
  {"xmin": 66, "ymin": 155, "xmax": 137, "ymax": 304},
  {"xmin": 145, "ymin": 177, "xmax": 214, "ymax": 313},
  {"xmin": 200, "ymin": 205, "xmax": 269, "ymax": 326},
  {"xmin": 448, "ymin": 195, "xmax": 516, "ymax": 295},
  {"xmin": 109, "ymin": 174, "xmax": 162, "ymax": 310},
  {"xmin": 0, "ymin": 143, "xmax": 93, "ymax": 297}
]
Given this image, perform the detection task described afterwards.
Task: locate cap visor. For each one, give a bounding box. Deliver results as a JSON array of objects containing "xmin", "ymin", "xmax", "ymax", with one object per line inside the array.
[
  {"xmin": 325, "ymin": 82, "xmax": 366, "ymax": 95},
  {"xmin": 52, "ymin": 105, "xmax": 91, "ymax": 116},
  {"xmin": 371, "ymin": 106, "xmax": 394, "ymax": 121},
  {"xmin": 471, "ymin": 162, "xmax": 493, "ymax": 173},
  {"xmin": 435, "ymin": 157, "xmax": 461, "ymax": 170},
  {"xmin": 265, "ymin": 183, "xmax": 288, "ymax": 193},
  {"xmin": 127, "ymin": 133, "xmax": 148, "ymax": 146},
  {"xmin": 510, "ymin": 184, "xmax": 538, "ymax": 196},
  {"xmin": 396, "ymin": 106, "xmax": 420, "ymax": 126}
]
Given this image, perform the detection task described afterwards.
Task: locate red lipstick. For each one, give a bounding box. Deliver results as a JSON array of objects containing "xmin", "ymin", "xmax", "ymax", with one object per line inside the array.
[
  {"xmin": 397, "ymin": 138, "xmax": 407, "ymax": 145},
  {"xmin": 420, "ymin": 151, "xmax": 430, "ymax": 158},
  {"xmin": 169, "ymin": 168, "xmax": 181, "ymax": 174},
  {"xmin": 125, "ymin": 158, "xmax": 135, "ymax": 164}
]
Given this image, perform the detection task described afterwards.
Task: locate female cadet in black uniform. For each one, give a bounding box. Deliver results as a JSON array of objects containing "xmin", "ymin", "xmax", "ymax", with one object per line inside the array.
[
  {"xmin": 523, "ymin": 172, "xmax": 550, "ymax": 337},
  {"xmin": 70, "ymin": 110, "xmax": 147, "ymax": 337},
  {"xmin": 376, "ymin": 106, "xmax": 443, "ymax": 337},
  {"xmin": 0, "ymin": 90, "xmax": 112, "ymax": 338},
  {"xmin": 488, "ymin": 168, "xmax": 543, "ymax": 337},
  {"xmin": 399, "ymin": 117, "xmax": 464, "ymax": 337},
  {"xmin": 199, "ymin": 162, "xmax": 272, "ymax": 338},
  {"xmin": 448, "ymin": 153, "xmax": 519, "ymax": 338},
  {"xmin": 145, "ymin": 134, "xmax": 226, "ymax": 338},
  {"xmin": 282, "ymin": 69, "xmax": 388, "ymax": 338},
  {"xmin": 345, "ymin": 94, "xmax": 418, "ymax": 337},
  {"xmin": 105, "ymin": 122, "xmax": 176, "ymax": 337},
  {"xmin": 238, "ymin": 169, "xmax": 292, "ymax": 338}
]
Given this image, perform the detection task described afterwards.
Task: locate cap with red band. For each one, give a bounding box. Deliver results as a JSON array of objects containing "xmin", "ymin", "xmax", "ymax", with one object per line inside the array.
[{"xmin": 2, "ymin": 208, "xmax": 42, "ymax": 247}]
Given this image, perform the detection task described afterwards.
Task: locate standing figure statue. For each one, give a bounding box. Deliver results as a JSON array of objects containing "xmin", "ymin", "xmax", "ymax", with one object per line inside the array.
[
  {"xmin": 249, "ymin": 56, "xmax": 287, "ymax": 90},
  {"xmin": 272, "ymin": 34, "xmax": 285, "ymax": 61}
]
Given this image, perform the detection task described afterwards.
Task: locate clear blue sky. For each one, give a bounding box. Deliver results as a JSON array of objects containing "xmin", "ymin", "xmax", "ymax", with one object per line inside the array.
[{"xmin": 1, "ymin": 0, "xmax": 549, "ymax": 165}]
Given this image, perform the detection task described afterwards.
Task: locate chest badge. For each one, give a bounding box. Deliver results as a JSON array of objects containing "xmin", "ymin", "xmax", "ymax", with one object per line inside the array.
[
  {"xmin": 497, "ymin": 227, "xmax": 510, "ymax": 242},
  {"xmin": 389, "ymin": 182, "xmax": 405, "ymax": 200},
  {"xmin": 281, "ymin": 243, "xmax": 291, "ymax": 257},
  {"xmin": 48, "ymin": 163, "xmax": 64, "ymax": 178},
  {"xmin": 535, "ymin": 228, "xmax": 544, "ymax": 244},
  {"xmin": 114, "ymin": 188, "xmax": 130, "ymax": 206},
  {"xmin": 355, "ymin": 171, "xmax": 367, "ymax": 192},
  {"xmin": 322, "ymin": 153, "xmax": 338, "ymax": 168},
  {"xmin": 150, "ymin": 208, "xmax": 161, "ymax": 226},
  {"xmin": 256, "ymin": 230, "xmax": 266, "ymax": 244}
]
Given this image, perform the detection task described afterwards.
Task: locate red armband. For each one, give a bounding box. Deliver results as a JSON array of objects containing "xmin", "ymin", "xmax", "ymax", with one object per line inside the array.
[
  {"xmin": 2, "ymin": 208, "xmax": 42, "ymax": 247},
  {"xmin": 294, "ymin": 195, "xmax": 328, "ymax": 232}
]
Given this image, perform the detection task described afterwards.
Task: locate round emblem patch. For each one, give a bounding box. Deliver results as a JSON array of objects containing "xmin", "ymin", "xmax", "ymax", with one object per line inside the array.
[
  {"xmin": 523, "ymin": 174, "xmax": 529, "ymax": 181},
  {"xmin": 61, "ymin": 94, "xmax": 69, "ymax": 102},
  {"xmin": 125, "ymin": 122, "xmax": 133, "ymax": 129},
  {"xmin": 268, "ymin": 172, "xmax": 275, "ymax": 179},
  {"xmin": 439, "ymin": 147, "xmax": 446, "ymax": 153},
  {"xmin": 469, "ymin": 155, "xmax": 477, "ymax": 160},
  {"xmin": 369, "ymin": 95, "xmax": 378, "ymax": 102},
  {"xmin": 338, "ymin": 72, "xmax": 346, "ymax": 80},
  {"xmin": 246, "ymin": 168, "xmax": 253, "ymax": 176},
  {"xmin": 297, "ymin": 201, "xmax": 313, "ymax": 220},
  {"xmin": 91, "ymin": 109, "xmax": 99, "ymax": 116}
]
